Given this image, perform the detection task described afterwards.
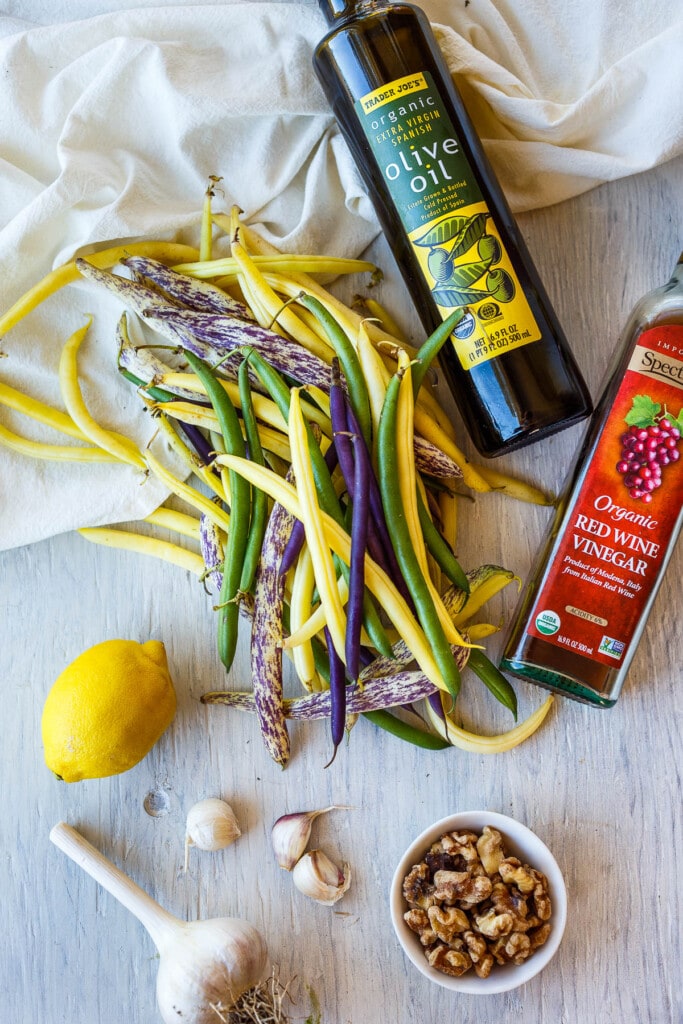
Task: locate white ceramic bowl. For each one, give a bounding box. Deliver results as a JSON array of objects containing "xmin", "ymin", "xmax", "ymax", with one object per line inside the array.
[{"xmin": 390, "ymin": 810, "xmax": 567, "ymax": 995}]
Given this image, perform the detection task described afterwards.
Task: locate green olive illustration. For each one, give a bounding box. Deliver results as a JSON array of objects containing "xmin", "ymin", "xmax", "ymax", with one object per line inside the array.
[
  {"xmin": 477, "ymin": 234, "xmax": 502, "ymax": 265},
  {"xmin": 427, "ymin": 247, "xmax": 453, "ymax": 283},
  {"xmin": 485, "ymin": 268, "xmax": 516, "ymax": 303}
]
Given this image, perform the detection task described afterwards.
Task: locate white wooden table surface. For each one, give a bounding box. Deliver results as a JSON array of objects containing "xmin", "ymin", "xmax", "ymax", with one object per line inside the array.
[{"xmin": 1, "ymin": 17, "xmax": 681, "ymax": 1024}]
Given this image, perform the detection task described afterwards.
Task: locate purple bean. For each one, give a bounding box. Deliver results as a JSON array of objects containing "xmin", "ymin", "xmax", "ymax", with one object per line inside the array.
[
  {"xmin": 323, "ymin": 625, "xmax": 347, "ymax": 766},
  {"xmin": 278, "ymin": 439, "xmax": 339, "ymax": 577},
  {"xmin": 178, "ymin": 421, "xmax": 215, "ymax": 465},
  {"xmin": 328, "ymin": 363, "xmax": 397, "ymax": 582},
  {"xmin": 344, "ymin": 399, "xmax": 413, "ymax": 606}
]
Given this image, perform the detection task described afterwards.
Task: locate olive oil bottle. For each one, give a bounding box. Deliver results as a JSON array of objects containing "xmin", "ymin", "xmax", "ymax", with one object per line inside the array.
[{"xmin": 313, "ymin": 0, "xmax": 592, "ymax": 457}]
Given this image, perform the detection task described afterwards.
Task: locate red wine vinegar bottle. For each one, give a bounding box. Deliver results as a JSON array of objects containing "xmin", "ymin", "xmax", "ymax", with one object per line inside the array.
[
  {"xmin": 313, "ymin": 0, "xmax": 592, "ymax": 457},
  {"xmin": 501, "ymin": 255, "xmax": 683, "ymax": 707}
]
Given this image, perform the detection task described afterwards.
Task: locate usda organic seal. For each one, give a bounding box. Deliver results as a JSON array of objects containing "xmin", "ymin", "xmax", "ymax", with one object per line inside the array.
[{"xmin": 535, "ymin": 610, "xmax": 560, "ymax": 636}]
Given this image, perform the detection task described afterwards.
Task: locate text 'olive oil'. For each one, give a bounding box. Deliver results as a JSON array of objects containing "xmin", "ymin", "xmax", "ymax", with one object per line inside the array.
[{"xmin": 313, "ymin": 0, "xmax": 592, "ymax": 456}]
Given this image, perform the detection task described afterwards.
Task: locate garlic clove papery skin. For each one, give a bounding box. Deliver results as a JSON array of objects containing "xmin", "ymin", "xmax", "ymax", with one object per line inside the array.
[
  {"xmin": 155, "ymin": 917, "xmax": 268, "ymax": 1024},
  {"xmin": 291, "ymin": 849, "xmax": 351, "ymax": 905},
  {"xmin": 185, "ymin": 799, "xmax": 241, "ymax": 870},
  {"xmin": 271, "ymin": 806, "xmax": 346, "ymax": 871}
]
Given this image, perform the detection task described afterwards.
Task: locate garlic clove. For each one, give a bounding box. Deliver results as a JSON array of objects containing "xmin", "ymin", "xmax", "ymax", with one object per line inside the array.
[
  {"xmin": 291, "ymin": 849, "xmax": 351, "ymax": 905},
  {"xmin": 184, "ymin": 798, "xmax": 241, "ymax": 871},
  {"xmin": 271, "ymin": 806, "xmax": 347, "ymax": 871}
]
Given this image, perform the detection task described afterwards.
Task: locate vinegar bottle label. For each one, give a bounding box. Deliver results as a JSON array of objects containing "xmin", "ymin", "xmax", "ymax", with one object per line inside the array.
[
  {"xmin": 523, "ymin": 324, "xmax": 683, "ymax": 668},
  {"xmin": 356, "ymin": 70, "xmax": 542, "ymax": 370}
]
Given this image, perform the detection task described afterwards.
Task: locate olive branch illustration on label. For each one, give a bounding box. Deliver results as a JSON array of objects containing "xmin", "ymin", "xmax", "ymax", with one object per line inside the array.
[{"xmin": 413, "ymin": 211, "xmax": 515, "ymax": 309}]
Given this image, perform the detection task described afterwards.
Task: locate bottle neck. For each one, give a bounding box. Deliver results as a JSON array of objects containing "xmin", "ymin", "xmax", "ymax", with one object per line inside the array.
[
  {"xmin": 668, "ymin": 253, "xmax": 683, "ymax": 289},
  {"xmin": 318, "ymin": 0, "xmax": 389, "ymax": 26}
]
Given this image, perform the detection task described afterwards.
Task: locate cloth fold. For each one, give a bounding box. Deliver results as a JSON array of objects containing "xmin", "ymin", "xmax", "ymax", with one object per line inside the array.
[{"xmin": 1, "ymin": 0, "xmax": 681, "ymax": 551}]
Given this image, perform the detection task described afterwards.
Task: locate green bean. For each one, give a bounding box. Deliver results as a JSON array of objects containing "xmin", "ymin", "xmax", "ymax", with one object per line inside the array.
[
  {"xmin": 467, "ymin": 648, "xmax": 518, "ymax": 719},
  {"xmin": 416, "ymin": 490, "xmax": 469, "ymax": 593},
  {"xmin": 378, "ymin": 372, "xmax": 461, "ymax": 699},
  {"xmin": 296, "ymin": 293, "xmax": 372, "ymax": 446},
  {"xmin": 237, "ymin": 358, "xmax": 269, "ymax": 594},
  {"xmin": 411, "ymin": 307, "xmax": 467, "ymax": 396},
  {"xmin": 118, "ymin": 368, "xmax": 178, "ymax": 404},
  {"xmin": 362, "ymin": 709, "xmax": 451, "ymax": 749},
  {"xmin": 236, "ymin": 348, "xmax": 340, "ymax": 517},
  {"xmin": 183, "ymin": 349, "xmax": 249, "ymax": 671}
]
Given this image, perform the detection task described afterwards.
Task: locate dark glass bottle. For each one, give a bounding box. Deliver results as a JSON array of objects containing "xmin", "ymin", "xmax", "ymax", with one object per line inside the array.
[
  {"xmin": 501, "ymin": 256, "xmax": 683, "ymax": 707},
  {"xmin": 313, "ymin": 0, "xmax": 592, "ymax": 457}
]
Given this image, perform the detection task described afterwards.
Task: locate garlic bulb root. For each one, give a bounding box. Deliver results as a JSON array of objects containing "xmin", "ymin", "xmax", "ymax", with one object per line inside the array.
[{"xmin": 155, "ymin": 917, "xmax": 267, "ymax": 1024}]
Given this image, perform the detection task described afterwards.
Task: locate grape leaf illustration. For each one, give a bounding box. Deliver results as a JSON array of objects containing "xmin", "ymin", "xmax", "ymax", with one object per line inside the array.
[
  {"xmin": 670, "ymin": 407, "xmax": 683, "ymax": 434},
  {"xmin": 623, "ymin": 394, "xmax": 661, "ymax": 428}
]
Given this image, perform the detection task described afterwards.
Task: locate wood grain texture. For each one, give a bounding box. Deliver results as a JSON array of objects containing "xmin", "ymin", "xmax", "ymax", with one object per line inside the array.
[{"xmin": 1, "ymin": 155, "xmax": 681, "ymax": 1022}]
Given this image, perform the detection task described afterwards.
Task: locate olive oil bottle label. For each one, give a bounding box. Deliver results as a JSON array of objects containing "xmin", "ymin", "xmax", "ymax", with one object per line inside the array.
[
  {"xmin": 523, "ymin": 324, "xmax": 683, "ymax": 668},
  {"xmin": 356, "ymin": 71, "xmax": 541, "ymax": 370}
]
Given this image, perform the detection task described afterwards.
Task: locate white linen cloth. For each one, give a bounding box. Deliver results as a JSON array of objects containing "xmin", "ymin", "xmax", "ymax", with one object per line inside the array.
[{"xmin": 1, "ymin": 0, "xmax": 681, "ymax": 551}]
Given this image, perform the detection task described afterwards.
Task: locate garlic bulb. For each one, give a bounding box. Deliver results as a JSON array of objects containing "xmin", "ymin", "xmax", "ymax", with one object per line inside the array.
[
  {"xmin": 291, "ymin": 849, "xmax": 351, "ymax": 905},
  {"xmin": 185, "ymin": 798, "xmax": 241, "ymax": 871},
  {"xmin": 271, "ymin": 806, "xmax": 347, "ymax": 871}
]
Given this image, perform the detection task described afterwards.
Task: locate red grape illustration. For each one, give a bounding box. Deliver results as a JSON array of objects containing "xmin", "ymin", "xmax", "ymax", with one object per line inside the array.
[{"xmin": 615, "ymin": 395, "xmax": 682, "ymax": 503}]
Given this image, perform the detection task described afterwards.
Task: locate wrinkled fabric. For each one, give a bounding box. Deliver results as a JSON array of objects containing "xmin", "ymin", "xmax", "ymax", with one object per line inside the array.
[{"xmin": 0, "ymin": 0, "xmax": 681, "ymax": 550}]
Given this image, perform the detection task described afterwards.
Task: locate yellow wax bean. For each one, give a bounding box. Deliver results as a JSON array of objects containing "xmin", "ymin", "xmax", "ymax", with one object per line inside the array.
[
  {"xmin": 288, "ymin": 545, "xmax": 318, "ymax": 690},
  {"xmin": 79, "ymin": 527, "xmax": 205, "ymax": 576},
  {"xmin": 230, "ymin": 240, "xmax": 336, "ymax": 363},
  {"xmin": 0, "ymin": 241, "xmax": 198, "ymax": 336},
  {"xmin": 143, "ymin": 507, "xmax": 202, "ymax": 540},
  {"xmin": 58, "ymin": 318, "xmax": 145, "ymax": 469},
  {"xmin": 424, "ymin": 694, "xmax": 554, "ymax": 753},
  {"xmin": 144, "ymin": 451, "xmax": 231, "ymax": 535},
  {"xmin": 0, "ymin": 422, "xmax": 118, "ymax": 462},
  {"xmin": 288, "ymin": 389, "xmax": 347, "ymax": 662},
  {"xmin": 0, "ymin": 381, "xmax": 87, "ymax": 441}
]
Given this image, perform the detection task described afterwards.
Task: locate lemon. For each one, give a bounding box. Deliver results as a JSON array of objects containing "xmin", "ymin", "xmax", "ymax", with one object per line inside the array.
[{"xmin": 41, "ymin": 639, "xmax": 177, "ymax": 782}]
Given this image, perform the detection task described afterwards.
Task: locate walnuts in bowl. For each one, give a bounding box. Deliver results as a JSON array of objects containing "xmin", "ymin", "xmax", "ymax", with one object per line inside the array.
[{"xmin": 401, "ymin": 826, "xmax": 552, "ymax": 980}]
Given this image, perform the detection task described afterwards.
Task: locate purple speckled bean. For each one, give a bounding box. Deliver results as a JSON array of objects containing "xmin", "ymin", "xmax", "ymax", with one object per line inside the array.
[
  {"xmin": 202, "ymin": 666, "xmax": 439, "ymax": 720},
  {"xmin": 76, "ymin": 260, "xmax": 183, "ymax": 342},
  {"xmin": 199, "ymin": 513, "xmax": 224, "ymax": 592},
  {"xmin": 412, "ymin": 434, "xmax": 461, "ymax": 479},
  {"xmin": 143, "ymin": 307, "xmax": 330, "ymax": 389},
  {"xmin": 117, "ymin": 326, "xmax": 204, "ymax": 402},
  {"xmin": 250, "ymin": 497, "xmax": 296, "ymax": 767},
  {"xmin": 122, "ymin": 255, "xmax": 254, "ymax": 320}
]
